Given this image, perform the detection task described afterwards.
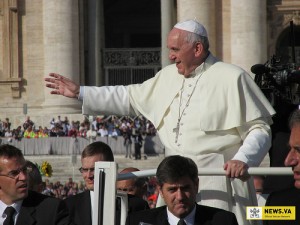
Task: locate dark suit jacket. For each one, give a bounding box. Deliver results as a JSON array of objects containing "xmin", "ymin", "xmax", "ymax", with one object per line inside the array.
[
  {"xmin": 16, "ymin": 190, "xmax": 72, "ymax": 225},
  {"xmin": 125, "ymin": 204, "xmax": 238, "ymax": 225},
  {"xmin": 64, "ymin": 191, "xmax": 92, "ymax": 225},
  {"xmin": 263, "ymin": 187, "xmax": 300, "ymax": 225},
  {"xmin": 127, "ymin": 194, "xmax": 150, "ymax": 214}
]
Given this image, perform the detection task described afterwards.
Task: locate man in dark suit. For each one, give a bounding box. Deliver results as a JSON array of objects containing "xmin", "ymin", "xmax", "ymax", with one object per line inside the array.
[
  {"xmin": 64, "ymin": 141, "xmax": 114, "ymax": 225},
  {"xmin": 126, "ymin": 155, "xmax": 238, "ymax": 225},
  {"xmin": 0, "ymin": 144, "xmax": 72, "ymax": 225},
  {"xmin": 264, "ymin": 109, "xmax": 300, "ymax": 225}
]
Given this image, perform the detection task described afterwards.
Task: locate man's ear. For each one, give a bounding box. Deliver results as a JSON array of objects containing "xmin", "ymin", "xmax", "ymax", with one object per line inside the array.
[
  {"xmin": 158, "ymin": 185, "xmax": 164, "ymax": 199},
  {"xmin": 194, "ymin": 42, "xmax": 203, "ymax": 57},
  {"xmin": 195, "ymin": 177, "xmax": 199, "ymax": 190}
]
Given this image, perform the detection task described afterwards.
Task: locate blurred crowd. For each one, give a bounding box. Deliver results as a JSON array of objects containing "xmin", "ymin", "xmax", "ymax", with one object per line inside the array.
[{"xmin": 0, "ymin": 115, "xmax": 157, "ymax": 140}]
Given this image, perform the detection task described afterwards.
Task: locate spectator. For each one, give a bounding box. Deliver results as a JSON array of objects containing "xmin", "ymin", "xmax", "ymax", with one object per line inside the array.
[
  {"xmin": 86, "ymin": 126, "xmax": 97, "ymax": 142},
  {"xmin": 0, "ymin": 144, "xmax": 72, "ymax": 225},
  {"xmin": 67, "ymin": 183, "xmax": 79, "ymax": 196},
  {"xmin": 23, "ymin": 116, "xmax": 34, "ymax": 130},
  {"xmin": 117, "ymin": 167, "xmax": 149, "ymax": 213},
  {"xmin": 68, "ymin": 125, "xmax": 78, "ymax": 138},
  {"xmin": 38, "ymin": 126, "xmax": 49, "ymax": 138},
  {"xmin": 4, "ymin": 128, "xmax": 13, "ymax": 138},
  {"xmin": 133, "ymin": 131, "xmax": 143, "ymax": 160},
  {"xmin": 110, "ymin": 128, "xmax": 119, "ymax": 137},
  {"xmin": 264, "ymin": 109, "xmax": 300, "ymax": 225},
  {"xmin": 3, "ymin": 118, "xmax": 11, "ymax": 131},
  {"xmin": 98, "ymin": 124, "xmax": 108, "ymax": 137},
  {"xmin": 78, "ymin": 122, "xmax": 88, "ymax": 137},
  {"xmin": 23, "ymin": 125, "xmax": 35, "ymax": 138},
  {"xmin": 50, "ymin": 118, "xmax": 56, "ymax": 129},
  {"xmin": 12, "ymin": 125, "xmax": 23, "ymax": 140},
  {"xmin": 55, "ymin": 115, "xmax": 62, "ymax": 127},
  {"xmin": 123, "ymin": 128, "xmax": 132, "ymax": 158},
  {"xmin": 64, "ymin": 141, "xmax": 114, "ymax": 225},
  {"xmin": 62, "ymin": 116, "xmax": 70, "ymax": 136}
]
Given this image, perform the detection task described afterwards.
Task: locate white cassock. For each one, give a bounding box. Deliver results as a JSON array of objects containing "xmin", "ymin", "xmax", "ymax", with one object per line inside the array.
[{"xmin": 81, "ymin": 53, "xmax": 275, "ymax": 225}]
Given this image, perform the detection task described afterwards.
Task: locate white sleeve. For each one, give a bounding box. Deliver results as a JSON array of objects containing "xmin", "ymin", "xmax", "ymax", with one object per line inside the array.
[
  {"xmin": 81, "ymin": 86, "xmax": 137, "ymax": 116},
  {"xmin": 232, "ymin": 118, "xmax": 272, "ymax": 167}
]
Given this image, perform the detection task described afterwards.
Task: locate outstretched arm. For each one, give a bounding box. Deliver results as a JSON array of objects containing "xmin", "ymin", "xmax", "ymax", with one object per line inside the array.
[{"xmin": 45, "ymin": 73, "xmax": 80, "ymax": 98}]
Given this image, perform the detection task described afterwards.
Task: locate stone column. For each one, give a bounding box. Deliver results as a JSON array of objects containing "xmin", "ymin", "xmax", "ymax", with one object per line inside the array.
[
  {"xmin": 87, "ymin": 0, "xmax": 105, "ymax": 86},
  {"xmin": 1, "ymin": 0, "xmax": 21, "ymax": 98},
  {"xmin": 177, "ymin": 0, "xmax": 216, "ymax": 54},
  {"xmin": 231, "ymin": 0, "xmax": 267, "ymax": 75},
  {"xmin": 161, "ymin": 0, "xmax": 175, "ymax": 67},
  {"xmin": 42, "ymin": 0, "xmax": 81, "ymax": 113}
]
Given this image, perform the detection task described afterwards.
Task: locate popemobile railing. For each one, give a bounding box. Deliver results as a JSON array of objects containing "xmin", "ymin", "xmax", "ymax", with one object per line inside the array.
[{"xmin": 92, "ymin": 162, "xmax": 294, "ymax": 225}]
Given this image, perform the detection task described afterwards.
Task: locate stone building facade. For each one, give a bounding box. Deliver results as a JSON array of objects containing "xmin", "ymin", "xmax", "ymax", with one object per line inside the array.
[{"xmin": 0, "ymin": 0, "xmax": 299, "ymax": 128}]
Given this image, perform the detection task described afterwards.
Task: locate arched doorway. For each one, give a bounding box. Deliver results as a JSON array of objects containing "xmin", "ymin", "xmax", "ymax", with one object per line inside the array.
[{"xmin": 276, "ymin": 24, "xmax": 300, "ymax": 64}]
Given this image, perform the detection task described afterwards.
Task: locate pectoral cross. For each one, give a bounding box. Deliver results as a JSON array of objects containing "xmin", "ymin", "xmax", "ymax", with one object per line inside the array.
[{"xmin": 173, "ymin": 120, "xmax": 180, "ymax": 143}]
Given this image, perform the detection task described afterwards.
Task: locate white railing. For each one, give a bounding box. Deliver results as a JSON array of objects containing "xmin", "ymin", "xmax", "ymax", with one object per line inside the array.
[{"xmin": 117, "ymin": 167, "xmax": 293, "ymax": 180}]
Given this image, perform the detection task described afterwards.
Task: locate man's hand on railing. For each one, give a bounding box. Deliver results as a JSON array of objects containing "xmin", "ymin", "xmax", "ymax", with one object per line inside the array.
[{"xmin": 223, "ymin": 160, "xmax": 250, "ymax": 181}]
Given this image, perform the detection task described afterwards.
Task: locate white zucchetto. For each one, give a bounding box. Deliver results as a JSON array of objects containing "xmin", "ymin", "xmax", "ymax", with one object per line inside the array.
[{"xmin": 174, "ymin": 20, "xmax": 208, "ymax": 37}]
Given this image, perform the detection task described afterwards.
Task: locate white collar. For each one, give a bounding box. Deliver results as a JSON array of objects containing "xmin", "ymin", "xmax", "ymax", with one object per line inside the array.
[
  {"xmin": 0, "ymin": 199, "xmax": 23, "ymax": 216},
  {"xmin": 167, "ymin": 204, "xmax": 196, "ymax": 225},
  {"xmin": 186, "ymin": 52, "xmax": 218, "ymax": 78}
]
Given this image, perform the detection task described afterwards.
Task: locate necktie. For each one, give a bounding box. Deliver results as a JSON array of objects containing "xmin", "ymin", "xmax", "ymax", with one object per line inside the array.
[
  {"xmin": 177, "ymin": 219, "xmax": 187, "ymax": 225},
  {"xmin": 3, "ymin": 206, "xmax": 15, "ymax": 225}
]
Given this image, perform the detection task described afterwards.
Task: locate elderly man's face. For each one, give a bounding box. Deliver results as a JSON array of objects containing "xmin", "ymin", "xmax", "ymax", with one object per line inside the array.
[
  {"xmin": 285, "ymin": 125, "xmax": 300, "ymax": 188},
  {"xmin": 167, "ymin": 28, "xmax": 202, "ymax": 78},
  {"xmin": 117, "ymin": 179, "xmax": 137, "ymax": 195}
]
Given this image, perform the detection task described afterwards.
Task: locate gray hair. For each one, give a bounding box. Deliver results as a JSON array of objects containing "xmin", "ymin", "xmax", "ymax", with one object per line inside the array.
[
  {"xmin": 289, "ymin": 109, "xmax": 300, "ymax": 129},
  {"xmin": 184, "ymin": 32, "xmax": 209, "ymax": 52}
]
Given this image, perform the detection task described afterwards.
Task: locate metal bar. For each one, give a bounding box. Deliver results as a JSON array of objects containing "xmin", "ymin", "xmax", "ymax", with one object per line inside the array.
[
  {"xmin": 98, "ymin": 170, "xmax": 105, "ymax": 225},
  {"xmin": 117, "ymin": 167, "xmax": 293, "ymax": 180}
]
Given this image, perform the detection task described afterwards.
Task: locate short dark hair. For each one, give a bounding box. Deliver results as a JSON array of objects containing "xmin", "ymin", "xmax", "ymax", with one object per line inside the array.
[
  {"xmin": 0, "ymin": 145, "xmax": 24, "ymax": 172},
  {"xmin": 156, "ymin": 155, "xmax": 198, "ymax": 186},
  {"xmin": 81, "ymin": 141, "xmax": 114, "ymax": 161},
  {"xmin": 289, "ymin": 109, "xmax": 300, "ymax": 129},
  {"xmin": 0, "ymin": 144, "xmax": 24, "ymax": 158}
]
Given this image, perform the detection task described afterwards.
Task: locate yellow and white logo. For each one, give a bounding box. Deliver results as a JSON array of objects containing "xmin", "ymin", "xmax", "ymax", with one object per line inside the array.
[{"xmin": 247, "ymin": 206, "xmax": 295, "ymax": 220}]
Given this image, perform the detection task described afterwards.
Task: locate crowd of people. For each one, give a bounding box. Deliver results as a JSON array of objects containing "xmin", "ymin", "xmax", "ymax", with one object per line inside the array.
[{"xmin": 0, "ymin": 115, "xmax": 157, "ymax": 140}]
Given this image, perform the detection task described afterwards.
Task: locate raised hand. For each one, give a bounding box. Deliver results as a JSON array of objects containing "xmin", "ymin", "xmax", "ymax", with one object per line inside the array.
[{"xmin": 45, "ymin": 73, "xmax": 80, "ymax": 98}]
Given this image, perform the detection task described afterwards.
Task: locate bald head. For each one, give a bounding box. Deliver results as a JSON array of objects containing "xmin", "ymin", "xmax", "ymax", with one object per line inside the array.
[{"xmin": 117, "ymin": 167, "xmax": 147, "ymax": 198}]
